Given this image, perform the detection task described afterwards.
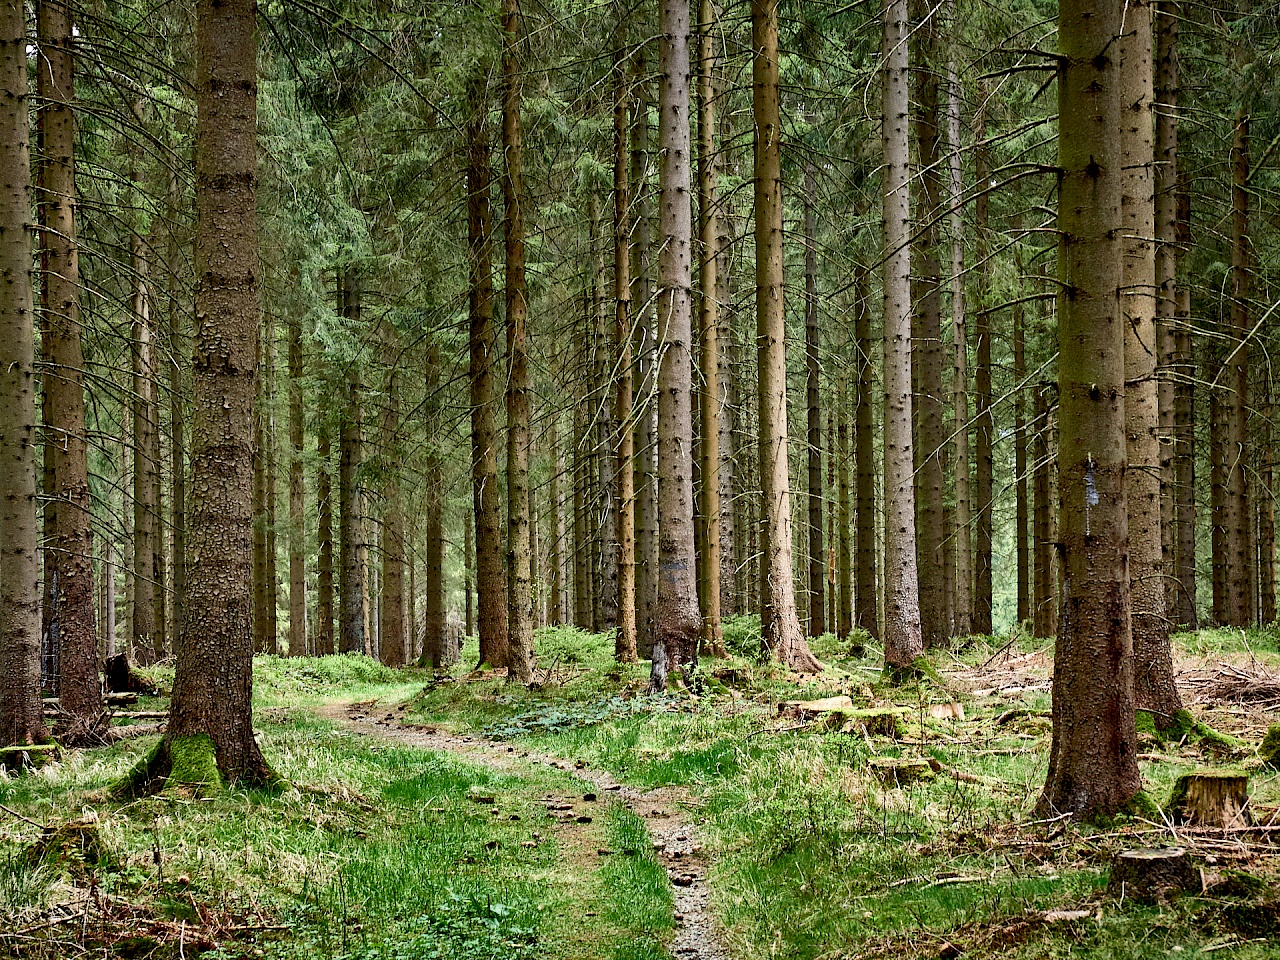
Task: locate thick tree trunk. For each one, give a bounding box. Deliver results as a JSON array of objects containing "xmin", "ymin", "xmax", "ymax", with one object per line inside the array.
[
  {"xmin": 0, "ymin": 4, "xmax": 51, "ymax": 749},
  {"xmin": 1120, "ymin": 0, "xmax": 1179, "ymax": 718},
  {"xmin": 502, "ymin": 0, "xmax": 535, "ymax": 684},
  {"xmin": 651, "ymin": 0, "xmax": 703, "ymax": 691},
  {"xmin": 881, "ymin": 0, "xmax": 923, "ymax": 672},
  {"xmin": 615, "ymin": 55, "xmax": 637, "ymax": 663},
  {"xmin": 697, "ymin": 0, "xmax": 724, "ymax": 656},
  {"xmin": 947, "ymin": 57, "xmax": 971, "ymax": 638},
  {"xmin": 910, "ymin": 11, "xmax": 948, "ymax": 649},
  {"xmin": 753, "ymin": 0, "xmax": 820, "ymax": 672},
  {"xmin": 803, "ymin": 163, "xmax": 824, "ymax": 639},
  {"xmin": 315, "ymin": 416, "xmax": 334, "ymax": 655},
  {"xmin": 972, "ymin": 95, "xmax": 993, "ymax": 635},
  {"xmin": 467, "ymin": 76, "xmax": 509, "ymax": 669},
  {"xmin": 854, "ymin": 266, "xmax": 878, "ymax": 639},
  {"xmin": 1037, "ymin": 0, "xmax": 1141, "ymax": 820},
  {"xmin": 159, "ymin": 0, "xmax": 271, "ymax": 786},
  {"xmin": 38, "ymin": 0, "xmax": 102, "ymax": 739},
  {"xmin": 338, "ymin": 268, "xmax": 366, "ymax": 656}
]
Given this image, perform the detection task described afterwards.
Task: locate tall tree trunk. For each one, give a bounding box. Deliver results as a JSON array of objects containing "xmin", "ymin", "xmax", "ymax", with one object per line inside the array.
[
  {"xmin": 1037, "ymin": 0, "xmax": 1140, "ymax": 821},
  {"xmin": 132, "ymin": 226, "xmax": 159, "ymax": 664},
  {"xmin": 263, "ymin": 320, "xmax": 277, "ymax": 654},
  {"xmin": 316, "ymin": 415, "xmax": 334, "ymax": 655},
  {"xmin": 547, "ymin": 416, "xmax": 561, "ymax": 625},
  {"xmin": 1260, "ymin": 380, "xmax": 1275, "ymax": 624},
  {"xmin": 615, "ymin": 53, "xmax": 637, "ymax": 663},
  {"xmin": 837, "ymin": 369, "xmax": 854, "ymax": 643},
  {"xmin": 253, "ymin": 330, "xmax": 269, "ymax": 654},
  {"xmin": 0, "ymin": 1, "xmax": 51, "ymax": 749},
  {"xmin": 502, "ymin": 0, "xmax": 535, "ymax": 684},
  {"xmin": 464, "ymin": 505, "xmax": 475, "ymax": 637},
  {"xmin": 590, "ymin": 191, "xmax": 619, "ymax": 635},
  {"xmin": 38, "ymin": 0, "xmax": 102, "ymax": 739},
  {"xmin": 1173, "ymin": 289, "xmax": 1196, "ymax": 627},
  {"xmin": 854, "ymin": 266, "xmax": 878, "ymax": 639},
  {"xmin": 1120, "ymin": 0, "xmax": 1179, "ymax": 718},
  {"xmin": 881, "ymin": 0, "xmax": 923, "ymax": 672},
  {"xmin": 753, "ymin": 0, "xmax": 820, "ymax": 671},
  {"xmin": 378, "ymin": 340, "xmax": 405, "ymax": 668},
  {"xmin": 631, "ymin": 54, "xmax": 658, "ymax": 660},
  {"xmin": 338, "ymin": 268, "xmax": 366, "ymax": 656},
  {"xmin": 651, "ymin": 0, "xmax": 703, "ymax": 691},
  {"xmin": 972, "ymin": 93, "xmax": 993, "ymax": 635},
  {"xmin": 947, "ymin": 56, "xmax": 971, "ymax": 638},
  {"xmin": 286, "ymin": 304, "xmax": 306, "ymax": 656},
  {"xmin": 158, "ymin": 0, "xmax": 271, "ymax": 785},
  {"xmin": 1032, "ymin": 383, "xmax": 1057, "ymax": 639},
  {"xmin": 166, "ymin": 167, "xmax": 186, "ymax": 651},
  {"xmin": 910, "ymin": 7, "xmax": 948, "ymax": 649},
  {"xmin": 716, "ymin": 193, "xmax": 736, "ymax": 618},
  {"xmin": 803, "ymin": 162, "xmax": 824, "ymax": 639},
  {"xmin": 468, "ymin": 75, "xmax": 509, "ymax": 669},
  {"xmin": 1014, "ymin": 288, "xmax": 1030, "ymax": 625}
]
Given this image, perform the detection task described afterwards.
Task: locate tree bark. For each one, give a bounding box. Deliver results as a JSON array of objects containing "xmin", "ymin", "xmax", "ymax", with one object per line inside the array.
[
  {"xmin": 132, "ymin": 226, "xmax": 159, "ymax": 664},
  {"xmin": 854, "ymin": 266, "xmax": 878, "ymax": 640},
  {"xmin": 160, "ymin": 0, "xmax": 271, "ymax": 785},
  {"xmin": 38, "ymin": 0, "xmax": 102, "ymax": 739},
  {"xmin": 338, "ymin": 268, "xmax": 366, "ymax": 656},
  {"xmin": 651, "ymin": 0, "xmax": 703, "ymax": 691},
  {"xmin": 1033, "ymin": 383, "xmax": 1058, "ymax": 639},
  {"xmin": 972, "ymin": 93, "xmax": 993, "ymax": 636},
  {"xmin": 502, "ymin": 0, "xmax": 535, "ymax": 684},
  {"xmin": 803, "ymin": 162, "xmax": 824, "ymax": 639},
  {"xmin": 753, "ymin": 0, "xmax": 820, "ymax": 672},
  {"xmin": 716, "ymin": 188, "xmax": 736, "ymax": 619},
  {"xmin": 1037, "ymin": 0, "xmax": 1141, "ymax": 820},
  {"xmin": 1, "ymin": 2, "xmax": 51, "ymax": 749},
  {"xmin": 378, "ymin": 336, "xmax": 405, "ymax": 668},
  {"xmin": 837, "ymin": 368, "xmax": 854, "ymax": 641},
  {"xmin": 1014, "ymin": 283, "xmax": 1030, "ymax": 625},
  {"xmin": 947, "ymin": 56, "xmax": 971, "ymax": 638},
  {"xmin": 315, "ymin": 413, "xmax": 334, "ymax": 655},
  {"xmin": 467, "ymin": 74, "xmax": 509, "ymax": 669},
  {"xmin": 286, "ymin": 302, "xmax": 306, "ymax": 656},
  {"xmin": 881, "ymin": 0, "xmax": 923, "ymax": 672},
  {"xmin": 263, "ymin": 319, "xmax": 278, "ymax": 654},
  {"xmin": 615, "ymin": 53, "xmax": 637, "ymax": 663}
]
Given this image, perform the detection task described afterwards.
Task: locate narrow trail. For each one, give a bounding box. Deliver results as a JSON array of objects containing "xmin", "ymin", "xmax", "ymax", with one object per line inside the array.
[{"xmin": 319, "ymin": 701, "xmax": 731, "ymax": 960}]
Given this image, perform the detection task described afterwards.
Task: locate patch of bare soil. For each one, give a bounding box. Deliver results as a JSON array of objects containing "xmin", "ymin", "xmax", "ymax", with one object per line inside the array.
[{"xmin": 321, "ymin": 701, "xmax": 731, "ymax": 960}]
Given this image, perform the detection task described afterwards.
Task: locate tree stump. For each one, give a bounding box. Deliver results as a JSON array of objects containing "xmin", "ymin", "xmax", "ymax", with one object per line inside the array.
[
  {"xmin": 104, "ymin": 654, "xmax": 158, "ymax": 695},
  {"xmin": 1107, "ymin": 848, "xmax": 1199, "ymax": 903},
  {"xmin": 867, "ymin": 756, "xmax": 934, "ymax": 786},
  {"xmin": 1169, "ymin": 770, "xmax": 1251, "ymax": 828}
]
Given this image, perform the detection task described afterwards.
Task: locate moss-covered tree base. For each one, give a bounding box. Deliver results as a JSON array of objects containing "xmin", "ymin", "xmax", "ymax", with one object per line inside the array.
[
  {"xmin": 1136, "ymin": 708, "xmax": 1248, "ymax": 751},
  {"xmin": 113, "ymin": 734, "xmax": 279, "ymax": 799},
  {"xmin": 1260, "ymin": 724, "xmax": 1280, "ymax": 767}
]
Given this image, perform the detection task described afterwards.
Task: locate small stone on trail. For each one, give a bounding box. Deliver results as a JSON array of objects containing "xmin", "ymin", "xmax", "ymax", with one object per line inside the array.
[
  {"xmin": 508, "ymin": 747, "xmax": 515, "ymax": 753},
  {"xmin": 606, "ymin": 784, "xmax": 621, "ymax": 791},
  {"xmin": 576, "ymin": 815, "xmax": 592, "ymax": 824},
  {"xmin": 597, "ymin": 848, "xmax": 615, "ymax": 856},
  {"xmin": 575, "ymin": 760, "xmax": 586, "ymax": 769},
  {"xmin": 583, "ymin": 793, "xmax": 597, "ymax": 802},
  {"xmin": 672, "ymin": 873, "xmax": 695, "ymax": 887}
]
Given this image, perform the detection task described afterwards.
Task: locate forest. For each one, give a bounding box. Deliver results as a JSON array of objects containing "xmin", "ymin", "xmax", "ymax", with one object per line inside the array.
[{"xmin": 2, "ymin": 0, "xmax": 1280, "ymax": 955}]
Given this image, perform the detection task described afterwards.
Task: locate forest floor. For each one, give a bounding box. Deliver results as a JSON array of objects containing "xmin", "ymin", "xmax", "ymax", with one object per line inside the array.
[{"xmin": 2, "ymin": 621, "xmax": 1280, "ymax": 959}]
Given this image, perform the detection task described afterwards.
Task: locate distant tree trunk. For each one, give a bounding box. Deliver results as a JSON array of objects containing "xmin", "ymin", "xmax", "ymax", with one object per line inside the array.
[
  {"xmin": 631, "ymin": 54, "xmax": 659, "ymax": 660},
  {"xmin": 1, "ymin": 1, "xmax": 51, "ymax": 748},
  {"xmin": 502, "ymin": 0, "xmax": 535, "ymax": 684},
  {"xmin": 1037, "ymin": 0, "xmax": 1140, "ymax": 821},
  {"xmin": 1260, "ymin": 380, "xmax": 1275, "ymax": 624},
  {"xmin": 159, "ymin": 0, "xmax": 271, "ymax": 785},
  {"xmin": 286, "ymin": 305, "xmax": 306, "ymax": 656},
  {"xmin": 1014, "ymin": 290, "xmax": 1030, "ymax": 625},
  {"xmin": 574, "ymin": 384, "xmax": 591, "ymax": 630},
  {"xmin": 378, "ymin": 344, "xmax": 405, "ymax": 668},
  {"xmin": 1120, "ymin": 0, "xmax": 1179, "ymax": 717},
  {"xmin": 1032, "ymin": 383, "xmax": 1057, "ymax": 639},
  {"xmin": 1174, "ymin": 290, "xmax": 1196, "ymax": 627},
  {"xmin": 837, "ymin": 369, "xmax": 854, "ymax": 641},
  {"xmin": 590, "ymin": 191, "xmax": 619, "ymax": 635},
  {"xmin": 910, "ymin": 8, "xmax": 948, "ymax": 650},
  {"xmin": 338, "ymin": 268, "xmax": 366, "ymax": 656},
  {"xmin": 547, "ymin": 416, "xmax": 562, "ymax": 626},
  {"xmin": 697, "ymin": 0, "xmax": 723, "ymax": 657},
  {"xmin": 716, "ymin": 195, "xmax": 736, "ymax": 618},
  {"xmin": 253, "ymin": 332, "xmax": 269, "ymax": 654},
  {"xmin": 803, "ymin": 162, "xmax": 824, "ymax": 639},
  {"xmin": 881, "ymin": 0, "xmax": 923, "ymax": 673},
  {"xmin": 972, "ymin": 93, "xmax": 993, "ymax": 636},
  {"xmin": 423, "ymin": 471, "xmax": 447, "ymax": 668},
  {"xmin": 38, "ymin": 0, "xmax": 102, "ymax": 739},
  {"xmin": 753, "ymin": 0, "xmax": 820, "ymax": 672},
  {"xmin": 316, "ymin": 415, "xmax": 334, "ymax": 655},
  {"xmin": 651, "ymin": 0, "xmax": 703, "ymax": 692},
  {"xmin": 615, "ymin": 54, "xmax": 638, "ymax": 663},
  {"xmin": 132, "ymin": 225, "xmax": 159, "ymax": 664},
  {"xmin": 947, "ymin": 57, "xmax": 971, "ymax": 638},
  {"xmin": 464, "ymin": 506, "xmax": 475, "ymax": 637},
  {"xmin": 263, "ymin": 321, "xmax": 278, "ymax": 654},
  {"xmin": 467, "ymin": 76, "xmax": 508, "ymax": 668},
  {"xmin": 854, "ymin": 266, "xmax": 878, "ymax": 639}
]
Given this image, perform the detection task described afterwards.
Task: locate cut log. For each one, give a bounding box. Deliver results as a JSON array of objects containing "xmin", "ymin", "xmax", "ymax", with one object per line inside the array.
[
  {"xmin": 867, "ymin": 756, "xmax": 934, "ymax": 786},
  {"xmin": 1107, "ymin": 847, "xmax": 1199, "ymax": 903},
  {"xmin": 0, "ymin": 744, "xmax": 61, "ymax": 769},
  {"xmin": 1169, "ymin": 770, "xmax": 1251, "ymax": 828},
  {"xmin": 782, "ymin": 695, "xmax": 854, "ymax": 719},
  {"xmin": 104, "ymin": 654, "xmax": 158, "ymax": 695}
]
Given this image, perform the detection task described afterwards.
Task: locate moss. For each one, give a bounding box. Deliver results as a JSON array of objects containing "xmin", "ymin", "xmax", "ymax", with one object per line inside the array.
[
  {"xmin": 1259, "ymin": 724, "xmax": 1280, "ymax": 767},
  {"xmin": 1121, "ymin": 789, "xmax": 1161, "ymax": 820},
  {"xmin": 1136, "ymin": 708, "xmax": 1247, "ymax": 751},
  {"xmin": 166, "ymin": 734, "xmax": 223, "ymax": 793}
]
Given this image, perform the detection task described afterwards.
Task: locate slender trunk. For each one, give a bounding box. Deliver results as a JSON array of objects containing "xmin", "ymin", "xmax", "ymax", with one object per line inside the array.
[
  {"xmin": 464, "ymin": 506, "xmax": 475, "ymax": 638},
  {"xmin": 651, "ymin": 0, "xmax": 703, "ymax": 691},
  {"xmin": 1260, "ymin": 379, "xmax": 1275, "ymax": 624},
  {"xmin": 502, "ymin": 0, "xmax": 535, "ymax": 683},
  {"xmin": 378, "ymin": 343, "xmax": 405, "ymax": 668},
  {"xmin": 1173, "ymin": 288, "xmax": 1195, "ymax": 627},
  {"xmin": 972, "ymin": 93, "xmax": 993, "ymax": 635},
  {"xmin": 316, "ymin": 415, "xmax": 334, "ymax": 655},
  {"xmin": 837, "ymin": 369, "xmax": 854, "ymax": 643},
  {"xmin": 1032, "ymin": 383, "xmax": 1057, "ymax": 639},
  {"xmin": 716, "ymin": 195, "xmax": 736, "ymax": 618},
  {"xmin": 166, "ymin": 168, "xmax": 186, "ymax": 651},
  {"xmin": 881, "ymin": 0, "xmax": 923, "ymax": 671},
  {"xmin": 1037, "ymin": 0, "xmax": 1140, "ymax": 820},
  {"xmin": 753, "ymin": 0, "xmax": 820, "ymax": 671},
  {"xmin": 1014, "ymin": 287, "xmax": 1030, "ymax": 625},
  {"xmin": 338, "ymin": 268, "xmax": 366, "ymax": 655},
  {"xmin": 947, "ymin": 57, "xmax": 971, "ymax": 637},
  {"xmin": 854, "ymin": 266, "xmax": 878, "ymax": 639},
  {"xmin": 803, "ymin": 162, "xmax": 824, "ymax": 639},
  {"xmin": 38, "ymin": 0, "xmax": 101, "ymax": 737},
  {"xmin": 253, "ymin": 330, "xmax": 268, "ymax": 654},
  {"xmin": 590, "ymin": 191, "xmax": 619, "ymax": 634},
  {"xmin": 132, "ymin": 227, "xmax": 159, "ymax": 663},
  {"xmin": 263, "ymin": 320, "xmax": 277, "ymax": 654},
  {"xmin": 615, "ymin": 55, "xmax": 637, "ymax": 662},
  {"xmin": 468, "ymin": 75, "xmax": 509, "ymax": 668},
  {"xmin": 424, "ymin": 460, "xmax": 447, "ymax": 667},
  {"xmin": 0, "ymin": 2, "xmax": 51, "ymax": 748},
  {"xmin": 287, "ymin": 305, "xmax": 306, "ymax": 656}
]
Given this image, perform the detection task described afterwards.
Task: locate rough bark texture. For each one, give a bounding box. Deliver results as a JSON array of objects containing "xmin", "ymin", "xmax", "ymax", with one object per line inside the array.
[
  {"xmin": 1033, "ymin": 383, "xmax": 1058, "ymax": 639},
  {"xmin": 1037, "ymin": 0, "xmax": 1141, "ymax": 820},
  {"xmin": 38, "ymin": 0, "xmax": 103, "ymax": 738},
  {"xmin": 697, "ymin": 0, "xmax": 723, "ymax": 656},
  {"xmin": 753, "ymin": 0, "xmax": 820, "ymax": 672},
  {"xmin": 803, "ymin": 163, "xmax": 824, "ymax": 639},
  {"xmin": 315, "ymin": 415, "xmax": 335, "ymax": 655},
  {"xmin": 132, "ymin": 227, "xmax": 159, "ymax": 664},
  {"xmin": 716, "ymin": 193, "xmax": 736, "ymax": 618},
  {"xmin": 651, "ymin": 0, "xmax": 702, "ymax": 692},
  {"xmin": 947, "ymin": 58, "xmax": 971, "ymax": 638},
  {"xmin": 972, "ymin": 94, "xmax": 993, "ymax": 636},
  {"xmin": 614, "ymin": 56, "xmax": 637, "ymax": 663},
  {"xmin": 1120, "ymin": 0, "xmax": 1179, "ymax": 719},
  {"xmin": 263, "ymin": 322, "xmax": 278, "ymax": 654},
  {"xmin": 378, "ymin": 344, "xmax": 405, "ymax": 668},
  {"xmin": 0, "ymin": 3, "xmax": 51, "ymax": 750},
  {"xmin": 1014, "ymin": 289, "xmax": 1030, "ymax": 625},
  {"xmin": 837, "ymin": 370, "xmax": 854, "ymax": 641},
  {"xmin": 881, "ymin": 0, "xmax": 923, "ymax": 672},
  {"xmin": 502, "ymin": 0, "xmax": 535, "ymax": 684},
  {"xmin": 590, "ymin": 193, "xmax": 619, "ymax": 636},
  {"xmin": 286, "ymin": 304, "xmax": 306, "ymax": 656},
  {"xmin": 166, "ymin": 168, "xmax": 186, "ymax": 656},
  {"xmin": 854, "ymin": 266, "xmax": 878, "ymax": 640},
  {"xmin": 338, "ymin": 269, "xmax": 366, "ymax": 656},
  {"xmin": 467, "ymin": 80, "xmax": 508, "ymax": 669},
  {"xmin": 163, "ymin": 0, "xmax": 270, "ymax": 785}
]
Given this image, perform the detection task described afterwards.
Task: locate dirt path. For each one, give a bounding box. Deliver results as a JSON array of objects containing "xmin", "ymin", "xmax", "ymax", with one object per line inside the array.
[{"xmin": 320, "ymin": 701, "xmax": 730, "ymax": 960}]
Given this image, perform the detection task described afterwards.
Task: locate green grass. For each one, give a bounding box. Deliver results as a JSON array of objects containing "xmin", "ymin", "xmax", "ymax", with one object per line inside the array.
[{"xmin": 599, "ymin": 805, "xmax": 671, "ymax": 960}]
